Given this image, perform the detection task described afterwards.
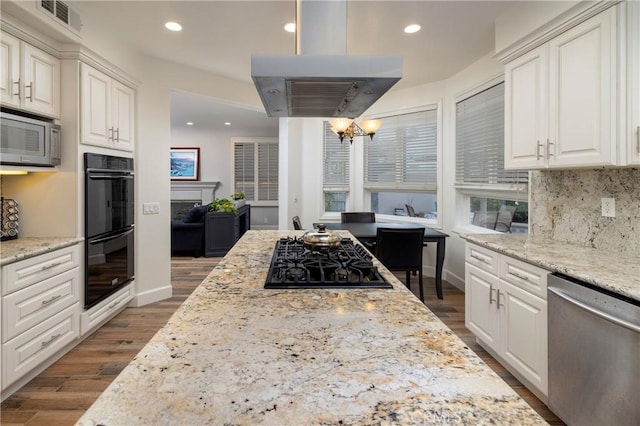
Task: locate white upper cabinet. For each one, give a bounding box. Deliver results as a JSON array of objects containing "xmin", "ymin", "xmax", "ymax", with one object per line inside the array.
[
  {"xmin": 628, "ymin": 0, "xmax": 640, "ymax": 165},
  {"xmin": 0, "ymin": 31, "xmax": 60, "ymax": 118},
  {"xmin": 504, "ymin": 7, "xmax": 618, "ymax": 169},
  {"xmin": 81, "ymin": 63, "xmax": 135, "ymax": 152}
]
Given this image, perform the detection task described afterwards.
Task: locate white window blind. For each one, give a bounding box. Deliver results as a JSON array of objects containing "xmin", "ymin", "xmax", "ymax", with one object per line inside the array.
[
  {"xmin": 323, "ymin": 122, "xmax": 350, "ymax": 190},
  {"xmin": 234, "ymin": 140, "xmax": 278, "ymax": 202},
  {"xmin": 364, "ymin": 110, "xmax": 437, "ymax": 191},
  {"xmin": 322, "ymin": 122, "xmax": 350, "ymax": 212},
  {"xmin": 455, "ymin": 82, "xmax": 528, "ymax": 188}
]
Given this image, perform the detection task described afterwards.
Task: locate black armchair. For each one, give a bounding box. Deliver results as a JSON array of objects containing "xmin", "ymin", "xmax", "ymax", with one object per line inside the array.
[
  {"xmin": 341, "ymin": 212, "xmax": 376, "ymax": 223},
  {"xmin": 171, "ymin": 205, "xmax": 209, "ymax": 257}
]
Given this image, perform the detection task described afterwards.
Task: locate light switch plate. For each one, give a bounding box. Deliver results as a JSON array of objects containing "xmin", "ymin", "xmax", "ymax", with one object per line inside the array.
[{"xmin": 143, "ymin": 202, "xmax": 160, "ymax": 215}]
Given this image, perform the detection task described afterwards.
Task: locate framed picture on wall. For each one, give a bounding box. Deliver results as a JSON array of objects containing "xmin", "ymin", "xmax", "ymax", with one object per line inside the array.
[{"xmin": 170, "ymin": 147, "xmax": 200, "ymax": 181}]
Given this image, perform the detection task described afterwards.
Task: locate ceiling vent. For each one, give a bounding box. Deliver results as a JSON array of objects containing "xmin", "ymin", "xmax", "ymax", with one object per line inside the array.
[{"xmin": 38, "ymin": 0, "xmax": 82, "ymax": 35}]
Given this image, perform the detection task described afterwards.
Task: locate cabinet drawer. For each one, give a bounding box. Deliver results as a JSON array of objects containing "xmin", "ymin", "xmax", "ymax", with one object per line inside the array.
[
  {"xmin": 80, "ymin": 284, "xmax": 133, "ymax": 336},
  {"xmin": 2, "ymin": 267, "xmax": 80, "ymax": 342},
  {"xmin": 2, "ymin": 244, "xmax": 81, "ymax": 295},
  {"xmin": 500, "ymin": 256, "xmax": 549, "ymax": 300},
  {"xmin": 2, "ymin": 305, "xmax": 79, "ymax": 389},
  {"xmin": 465, "ymin": 243, "xmax": 499, "ymax": 274}
]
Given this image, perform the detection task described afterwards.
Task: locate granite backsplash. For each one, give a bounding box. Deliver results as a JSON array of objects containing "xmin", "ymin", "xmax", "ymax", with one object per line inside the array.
[{"xmin": 530, "ymin": 168, "xmax": 640, "ymax": 255}]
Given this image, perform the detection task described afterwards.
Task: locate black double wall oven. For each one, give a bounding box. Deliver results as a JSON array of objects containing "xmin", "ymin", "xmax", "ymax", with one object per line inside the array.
[{"xmin": 84, "ymin": 153, "xmax": 134, "ymax": 308}]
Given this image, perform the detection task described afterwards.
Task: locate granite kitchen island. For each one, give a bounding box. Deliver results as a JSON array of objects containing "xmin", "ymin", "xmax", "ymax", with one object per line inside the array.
[{"xmin": 78, "ymin": 230, "xmax": 545, "ymax": 425}]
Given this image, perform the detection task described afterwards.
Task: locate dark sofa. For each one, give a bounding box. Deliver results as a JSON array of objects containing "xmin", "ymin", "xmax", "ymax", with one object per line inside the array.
[{"xmin": 171, "ymin": 205, "xmax": 209, "ymax": 257}]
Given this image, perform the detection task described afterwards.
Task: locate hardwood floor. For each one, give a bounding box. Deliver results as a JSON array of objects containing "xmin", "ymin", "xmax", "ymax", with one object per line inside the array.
[{"xmin": 1, "ymin": 257, "xmax": 562, "ymax": 425}]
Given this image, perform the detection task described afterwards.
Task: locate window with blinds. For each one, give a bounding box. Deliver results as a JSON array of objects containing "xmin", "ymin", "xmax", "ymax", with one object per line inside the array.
[
  {"xmin": 323, "ymin": 122, "xmax": 350, "ymax": 212},
  {"xmin": 455, "ymin": 82, "xmax": 528, "ymax": 188},
  {"xmin": 234, "ymin": 140, "xmax": 278, "ymax": 202},
  {"xmin": 364, "ymin": 109, "xmax": 437, "ymax": 192}
]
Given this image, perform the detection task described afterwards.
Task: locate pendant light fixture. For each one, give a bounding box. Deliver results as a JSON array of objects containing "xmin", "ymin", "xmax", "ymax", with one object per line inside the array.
[{"xmin": 329, "ymin": 118, "xmax": 383, "ymax": 144}]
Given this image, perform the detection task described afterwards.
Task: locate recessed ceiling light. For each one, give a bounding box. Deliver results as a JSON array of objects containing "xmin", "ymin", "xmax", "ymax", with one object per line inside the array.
[
  {"xmin": 224, "ymin": 122, "xmax": 231, "ymax": 126},
  {"xmin": 186, "ymin": 122, "xmax": 194, "ymax": 126},
  {"xmin": 165, "ymin": 21, "xmax": 182, "ymax": 32},
  {"xmin": 404, "ymin": 24, "xmax": 421, "ymax": 34},
  {"xmin": 284, "ymin": 23, "xmax": 295, "ymax": 33}
]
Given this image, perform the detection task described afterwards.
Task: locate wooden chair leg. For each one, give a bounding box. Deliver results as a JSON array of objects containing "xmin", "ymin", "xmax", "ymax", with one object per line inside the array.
[
  {"xmin": 405, "ymin": 271, "xmax": 411, "ymax": 289},
  {"xmin": 418, "ymin": 270, "xmax": 424, "ymax": 303}
]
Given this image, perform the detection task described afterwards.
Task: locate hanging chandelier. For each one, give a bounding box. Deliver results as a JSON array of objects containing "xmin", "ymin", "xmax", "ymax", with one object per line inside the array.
[{"xmin": 329, "ymin": 118, "xmax": 382, "ymax": 144}]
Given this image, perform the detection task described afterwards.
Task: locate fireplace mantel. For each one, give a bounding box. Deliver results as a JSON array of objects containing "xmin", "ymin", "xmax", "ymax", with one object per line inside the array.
[{"xmin": 170, "ymin": 181, "xmax": 220, "ymax": 204}]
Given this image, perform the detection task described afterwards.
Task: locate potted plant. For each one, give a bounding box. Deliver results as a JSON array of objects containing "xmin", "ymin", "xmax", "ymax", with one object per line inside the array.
[
  {"xmin": 208, "ymin": 198, "xmax": 238, "ymax": 214},
  {"xmin": 231, "ymin": 191, "xmax": 246, "ymax": 208}
]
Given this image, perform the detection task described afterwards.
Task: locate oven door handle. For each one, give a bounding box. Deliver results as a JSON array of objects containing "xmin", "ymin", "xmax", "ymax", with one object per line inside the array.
[
  {"xmin": 89, "ymin": 228, "xmax": 134, "ymax": 244},
  {"xmin": 548, "ymin": 287, "xmax": 640, "ymax": 333},
  {"xmin": 88, "ymin": 175, "xmax": 134, "ymax": 180}
]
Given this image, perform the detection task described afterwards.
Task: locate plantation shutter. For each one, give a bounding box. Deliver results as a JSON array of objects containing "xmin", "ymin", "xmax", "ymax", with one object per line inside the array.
[
  {"xmin": 455, "ymin": 82, "xmax": 528, "ymax": 188},
  {"xmin": 258, "ymin": 142, "xmax": 278, "ymax": 201},
  {"xmin": 234, "ymin": 143, "xmax": 255, "ymax": 200}
]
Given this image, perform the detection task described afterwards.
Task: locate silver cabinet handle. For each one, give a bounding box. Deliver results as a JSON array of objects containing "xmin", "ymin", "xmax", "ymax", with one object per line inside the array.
[
  {"xmin": 470, "ymin": 254, "xmax": 486, "ymax": 263},
  {"xmin": 510, "ymin": 271, "xmax": 529, "ymax": 281},
  {"xmin": 496, "ymin": 289, "xmax": 504, "ymax": 309},
  {"xmin": 536, "ymin": 140, "xmax": 543, "ymax": 160},
  {"xmin": 41, "ymin": 333, "xmax": 62, "ymax": 347},
  {"xmin": 108, "ymin": 301, "xmax": 119, "ymax": 309},
  {"xmin": 42, "ymin": 294, "xmax": 62, "ymax": 305},
  {"xmin": 489, "ymin": 284, "xmax": 496, "ymax": 305},
  {"xmin": 547, "ymin": 138, "xmax": 554, "ymax": 157},
  {"xmin": 41, "ymin": 261, "xmax": 63, "ymax": 271},
  {"xmin": 636, "ymin": 126, "xmax": 639, "ymax": 155},
  {"xmin": 548, "ymin": 287, "xmax": 640, "ymax": 333},
  {"xmin": 108, "ymin": 127, "xmax": 114, "ymax": 141},
  {"xmin": 25, "ymin": 81, "xmax": 33, "ymax": 102},
  {"xmin": 114, "ymin": 128, "xmax": 120, "ymax": 142},
  {"xmin": 13, "ymin": 78, "xmax": 20, "ymax": 97}
]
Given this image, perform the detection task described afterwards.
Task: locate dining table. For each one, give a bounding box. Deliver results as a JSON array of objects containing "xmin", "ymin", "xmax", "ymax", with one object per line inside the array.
[{"xmin": 313, "ymin": 222, "xmax": 449, "ymax": 299}]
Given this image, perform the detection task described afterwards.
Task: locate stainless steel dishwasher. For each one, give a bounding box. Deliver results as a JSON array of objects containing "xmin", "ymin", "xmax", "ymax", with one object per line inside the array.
[{"xmin": 548, "ymin": 273, "xmax": 640, "ymax": 426}]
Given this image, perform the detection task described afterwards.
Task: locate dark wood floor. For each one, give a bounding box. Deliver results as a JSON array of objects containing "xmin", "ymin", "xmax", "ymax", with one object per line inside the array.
[{"xmin": 1, "ymin": 257, "xmax": 562, "ymax": 425}]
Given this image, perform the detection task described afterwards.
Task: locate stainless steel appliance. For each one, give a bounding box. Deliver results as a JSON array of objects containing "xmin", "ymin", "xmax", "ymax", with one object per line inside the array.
[
  {"xmin": 264, "ymin": 237, "xmax": 392, "ymax": 289},
  {"xmin": 548, "ymin": 273, "xmax": 640, "ymax": 426},
  {"xmin": 84, "ymin": 153, "xmax": 135, "ymax": 308},
  {"xmin": 0, "ymin": 110, "xmax": 61, "ymax": 167}
]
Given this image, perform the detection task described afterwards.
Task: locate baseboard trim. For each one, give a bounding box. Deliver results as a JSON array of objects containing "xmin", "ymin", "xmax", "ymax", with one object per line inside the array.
[{"xmin": 130, "ymin": 285, "xmax": 172, "ymax": 307}]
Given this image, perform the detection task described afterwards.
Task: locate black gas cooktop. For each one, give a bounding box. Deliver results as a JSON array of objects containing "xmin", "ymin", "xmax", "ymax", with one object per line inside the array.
[{"xmin": 264, "ymin": 237, "xmax": 393, "ymax": 289}]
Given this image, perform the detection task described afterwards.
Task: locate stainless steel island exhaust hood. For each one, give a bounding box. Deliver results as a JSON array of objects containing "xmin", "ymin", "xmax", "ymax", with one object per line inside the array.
[{"xmin": 251, "ymin": 0, "xmax": 402, "ymax": 118}]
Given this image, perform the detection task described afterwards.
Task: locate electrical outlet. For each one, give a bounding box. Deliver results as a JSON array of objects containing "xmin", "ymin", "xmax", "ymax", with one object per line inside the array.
[{"xmin": 601, "ymin": 198, "xmax": 615, "ymax": 217}]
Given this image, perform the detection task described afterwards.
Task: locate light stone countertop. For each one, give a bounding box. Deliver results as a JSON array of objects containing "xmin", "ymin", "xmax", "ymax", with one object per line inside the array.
[
  {"xmin": 462, "ymin": 233, "xmax": 640, "ymax": 302},
  {"xmin": 0, "ymin": 237, "xmax": 83, "ymax": 266},
  {"xmin": 77, "ymin": 230, "xmax": 546, "ymax": 425}
]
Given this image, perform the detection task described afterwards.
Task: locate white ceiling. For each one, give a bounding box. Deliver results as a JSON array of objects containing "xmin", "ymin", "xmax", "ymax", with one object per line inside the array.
[{"xmin": 70, "ymin": 0, "xmax": 518, "ymax": 133}]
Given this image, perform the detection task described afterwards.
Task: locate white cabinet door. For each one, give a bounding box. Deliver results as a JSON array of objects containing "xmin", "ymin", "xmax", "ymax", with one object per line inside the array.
[
  {"xmin": 111, "ymin": 80, "xmax": 135, "ymax": 151},
  {"xmin": 465, "ymin": 263, "xmax": 499, "ymax": 352},
  {"xmin": 505, "ymin": 45, "xmax": 548, "ymax": 170},
  {"xmin": 21, "ymin": 43, "xmax": 60, "ymax": 118},
  {"xmin": 81, "ymin": 64, "xmax": 111, "ymax": 147},
  {"xmin": 547, "ymin": 8, "xmax": 617, "ymax": 167},
  {"xmin": 81, "ymin": 63, "xmax": 135, "ymax": 152},
  {"xmin": 499, "ymin": 280, "xmax": 548, "ymax": 396},
  {"xmin": 628, "ymin": 0, "xmax": 640, "ymax": 165},
  {"xmin": 0, "ymin": 32, "xmax": 20, "ymax": 108}
]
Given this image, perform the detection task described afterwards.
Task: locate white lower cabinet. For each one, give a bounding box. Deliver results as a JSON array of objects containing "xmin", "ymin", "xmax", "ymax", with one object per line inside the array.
[
  {"xmin": 1, "ymin": 244, "xmax": 82, "ymax": 391},
  {"xmin": 80, "ymin": 283, "xmax": 133, "ymax": 336},
  {"xmin": 465, "ymin": 243, "xmax": 549, "ymax": 399}
]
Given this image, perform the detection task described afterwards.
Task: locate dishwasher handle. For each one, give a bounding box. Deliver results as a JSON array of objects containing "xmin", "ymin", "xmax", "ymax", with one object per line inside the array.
[{"xmin": 548, "ymin": 286, "xmax": 640, "ymax": 333}]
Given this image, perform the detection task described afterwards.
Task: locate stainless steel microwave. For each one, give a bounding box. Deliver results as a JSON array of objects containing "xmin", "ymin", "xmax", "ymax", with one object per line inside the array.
[{"xmin": 0, "ymin": 111, "xmax": 61, "ymax": 167}]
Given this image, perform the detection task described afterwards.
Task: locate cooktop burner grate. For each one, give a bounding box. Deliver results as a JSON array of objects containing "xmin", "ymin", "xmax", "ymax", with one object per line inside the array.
[{"xmin": 264, "ymin": 237, "xmax": 393, "ymax": 289}]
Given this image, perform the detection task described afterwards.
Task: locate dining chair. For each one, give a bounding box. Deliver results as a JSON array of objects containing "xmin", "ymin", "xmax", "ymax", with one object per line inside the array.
[
  {"xmin": 341, "ymin": 212, "xmax": 376, "ymax": 223},
  {"xmin": 375, "ymin": 227, "xmax": 426, "ymax": 303},
  {"xmin": 292, "ymin": 216, "xmax": 303, "ymax": 230}
]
